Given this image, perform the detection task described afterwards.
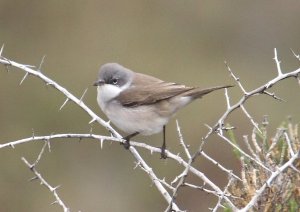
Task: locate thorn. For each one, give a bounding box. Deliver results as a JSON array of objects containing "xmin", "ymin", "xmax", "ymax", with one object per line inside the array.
[
  {"xmin": 59, "ymin": 98, "xmax": 69, "ymax": 111},
  {"xmin": 38, "ymin": 55, "xmax": 46, "ymax": 72},
  {"xmin": 273, "ymin": 48, "xmax": 277, "ymax": 60},
  {"xmin": 53, "ymin": 185, "xmax": 61, "ymax": 191},
  {"xmin": 0, "ymin": 44, "xmax": 4, "ymax": 56},
  {"xmin": 20, "ymin": 72, "xmax": 29, "ymax": 85},
  {"xmin": 263, "ymin": 91, "xmax": 285, "ymax": 102},
  {"xmin": 23, "ymin": 64, "xmax": 36, "ymax": 68},
  {"xmin": 224, "ymin": 88, "xmax": 231, "ymax": 109},
  {"xmin": 204, "ymin": 124, "xmax": 212, "ymax": 130},
  {"xmin": 51, "ymin": 200, "xmax": 59, "ymax": 205},
  {"xmin": 10, "ymin": 143, "xmax": 15, "ymax": 149},
  {"xmin": 32, "ymin": 128, "xmax": 35, "ymax": 138},
  {"xmin": 290, "ymin": 48, "xmax": 300, "ymax": 61},
  {"xmin": 274, "ymin": 48, "xmax": 283, "ymax": 76},
  {"xmin": 89, "ymin": 117, "xmax": 97, "ymax": 124},
  {"xmin": 171, "ymin": 177, "xmax": 178, "ymax": 185},
  {"xmin": 100, "ymin": 138, "xmax": 104, "ymax": 149},
  {"xmin": 79, "ymin": 88, "xmax": 88, "ymax": 102},
  {"xmin": 46, "ymin": 139, "xmax": 51, "ymax": 152},
  {"xmin": 29, "ymin": 176, "xmax": 39, "ymax": 182},
  {"xmin": 290, "ymin": 48, "xmax": 296, "ymax": 56},
  {"xmin": 29, "ymin": 163, "xmax": 35, "ymax": 169},
  {"xmin": 133, "ymin": 161, "xmax": 140, "ymax": 169}
]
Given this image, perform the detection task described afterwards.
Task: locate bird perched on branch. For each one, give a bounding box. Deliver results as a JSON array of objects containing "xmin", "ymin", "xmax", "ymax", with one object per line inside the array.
[{"xmin": 94, "ymin": 63, "xmax": 232, "ymax": 158}]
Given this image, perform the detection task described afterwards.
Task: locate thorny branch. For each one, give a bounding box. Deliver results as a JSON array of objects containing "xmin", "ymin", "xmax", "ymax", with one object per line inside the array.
[
  {"xmin": 22, "ymin": 157, "xmax": 69, "ymax": 212},
  {"xmin": 1, "ymin": 46, "xmax": 300, "ymax": 211},
  {"xmin": 22, "ymin": 141, "xmax": 69, "ymax": 212}
]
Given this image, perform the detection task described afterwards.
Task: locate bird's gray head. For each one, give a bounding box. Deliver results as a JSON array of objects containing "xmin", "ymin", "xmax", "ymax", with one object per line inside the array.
[{"xmin": 93, "ymin": 63, "xmax": 134, "ymax": 88}]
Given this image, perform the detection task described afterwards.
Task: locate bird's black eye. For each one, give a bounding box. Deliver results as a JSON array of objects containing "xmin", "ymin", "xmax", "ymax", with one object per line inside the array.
[{"xmin": 111, "ymin": 78, "xmax": 118, "ymax": 85}]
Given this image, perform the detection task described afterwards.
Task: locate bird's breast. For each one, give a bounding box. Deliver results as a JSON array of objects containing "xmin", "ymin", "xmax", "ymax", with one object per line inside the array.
[{"xmin": 103, "ymin": 101, "xmax": 169, "ymax": 136}]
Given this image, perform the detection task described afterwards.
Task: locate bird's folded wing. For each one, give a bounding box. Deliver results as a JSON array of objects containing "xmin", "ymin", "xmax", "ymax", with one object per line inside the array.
[{"xmin": 115, "ymin": 81, "xmax": 194, "ymax": 107}]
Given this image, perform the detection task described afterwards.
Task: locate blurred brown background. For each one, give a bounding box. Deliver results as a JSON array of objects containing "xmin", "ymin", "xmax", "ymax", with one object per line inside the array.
[{"xmin": 0, "ymin": 1, "xmax": 300, "ymax": 211}]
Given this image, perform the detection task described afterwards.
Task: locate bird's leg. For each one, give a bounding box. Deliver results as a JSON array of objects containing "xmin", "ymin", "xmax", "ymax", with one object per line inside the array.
[
  {"xmin": 122, "ymin": 132, "xmax": 139, "ymax": 149},
  {"xmin": 161, "ymin": 125, "xmax": 167, "ymax": 159}
]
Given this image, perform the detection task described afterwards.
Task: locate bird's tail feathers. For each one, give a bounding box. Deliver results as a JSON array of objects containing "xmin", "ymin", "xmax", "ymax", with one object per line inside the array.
[{"xmin": 182, "ymin": 85, "xmax": 233, "ymax": 99}]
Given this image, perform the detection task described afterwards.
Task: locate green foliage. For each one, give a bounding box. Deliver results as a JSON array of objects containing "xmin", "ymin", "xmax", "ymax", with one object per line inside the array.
[{"xmin": 223, "ymin": 204, "xmax": 233, "ymax": 212}]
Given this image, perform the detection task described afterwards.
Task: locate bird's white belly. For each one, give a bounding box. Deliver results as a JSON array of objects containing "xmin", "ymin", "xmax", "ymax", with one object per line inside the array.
[{"xmin": 103, "ymin": 101, "xmax": 169, "ymax": 135}]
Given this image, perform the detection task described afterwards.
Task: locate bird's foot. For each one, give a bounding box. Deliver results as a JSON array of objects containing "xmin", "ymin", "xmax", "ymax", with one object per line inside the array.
[
  {"xmin": 121, "ymin": 139, "xmax": 130, "ymax": 149},
  {"xmin": 160, "ymin": 146, "xmax": 168, "ymax": 159},
  {"xmin": 121, "ymin": 132, "xmax": 139, "ymax": 150}
]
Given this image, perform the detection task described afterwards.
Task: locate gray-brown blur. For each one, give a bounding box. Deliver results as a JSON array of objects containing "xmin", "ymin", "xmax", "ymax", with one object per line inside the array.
[{"xmin": 1, "ymin": 1, "xmax": 300, "ymax": 211}]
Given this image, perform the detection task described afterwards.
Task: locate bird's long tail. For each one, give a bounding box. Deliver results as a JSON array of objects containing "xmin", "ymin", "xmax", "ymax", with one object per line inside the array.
[{"xmin": 182, "ymin": 85, "xmax": 233, "ymax": 99}]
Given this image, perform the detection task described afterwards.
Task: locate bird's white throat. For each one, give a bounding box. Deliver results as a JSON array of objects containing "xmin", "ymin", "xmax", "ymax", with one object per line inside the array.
[
  {"xmin": 97, "ymin": 82, "xmax": 131, "ymax": 110},
  {"xmin": 97, "ymin": 84, "xmax": 120, "ymax": 109}
]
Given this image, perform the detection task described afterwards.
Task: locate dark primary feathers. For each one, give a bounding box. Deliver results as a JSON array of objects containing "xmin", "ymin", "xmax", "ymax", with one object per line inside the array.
[{"xmin": 115, "ymin": 72, "xmax": 232, "ymax": 107}]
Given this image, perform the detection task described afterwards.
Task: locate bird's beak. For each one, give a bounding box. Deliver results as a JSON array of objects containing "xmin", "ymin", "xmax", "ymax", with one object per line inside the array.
[{"xmin": 93, "ymin": 80, "xmax": 105, "ymax": 86}]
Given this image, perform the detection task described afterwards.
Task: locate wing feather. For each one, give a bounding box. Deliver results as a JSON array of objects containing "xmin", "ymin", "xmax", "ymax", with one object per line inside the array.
[
  {"xmin": 116, "ymin": 75, "xmax": 193, "ymax": 107},
  {"xmin": 114, "ymin": 72, "xmax": 232, "ymax": 107}
]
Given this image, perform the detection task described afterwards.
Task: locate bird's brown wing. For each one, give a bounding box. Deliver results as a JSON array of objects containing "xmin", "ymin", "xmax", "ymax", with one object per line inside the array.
[
  {"xmin": 115, "ymin": 80, "xmax": 194, "ymax": 107},
  {"xmin": 115, "ymin": 72, "xmax": 232, "ymax": 107}
]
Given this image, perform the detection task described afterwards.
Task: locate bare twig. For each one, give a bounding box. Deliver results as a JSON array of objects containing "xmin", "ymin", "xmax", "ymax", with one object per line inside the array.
[
  {"xmin": 273, "ymin": 48, "xmax": 283, "ymax": 76},
  {"xmin": 290, "ymin": 48, "xmax": 300, "ymax": 62},
  {"xmin": 263, "ymin": 90, "xmax": 285, "ymax": 102},
  {"xmin": 79, "ymin": 88, "xmax": 88, "ymax": 102},
  {"xmin": 22, "ymin": 157, "xmax": 70, "ymax": 212},
  {"xmin": 19, "ymin": 72, "xmax": 29, "ymax": 85},
  {"xmin": 176, "ymin": 120, "xmax": 191, "ymax": 159},
  {"xmin": 212, "ymin": 177, "xmax": 235, "ymax": 212},
  {"xmin": 240, "ymin": 105, "xmax": 261, "ymax": 134},
  {"xmin": 59, "ymin": 98, "xmax": 70, "ymax": 111},
  {"xmin": 225, "ymin": 88, "xmax": 231, "ymax": 109},
  {"xmin": 225, "ymin": 61, "xmax": 247, "ymax": 94},
  {"xmin": 0, "ymin": 44, "xmax": 4, "ymax": 56},
  {"xmin": 217, "ymin": 132, "xmax": 270, "ymax": 171},
  {"xmin": 200, "ymin": 150, "xmax": 241, "ymax": 181},
  {"xmin": 38, "ymin": 55, "xmax": 46, "ymax": 72},
  {"xmin": 31, "ymin": 141, "xmax": 48, "ymax": 168}
]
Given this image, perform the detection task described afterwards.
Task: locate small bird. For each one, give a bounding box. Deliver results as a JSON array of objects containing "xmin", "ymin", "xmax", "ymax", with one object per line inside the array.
[{"xmin": 94, "ymin": 63, "xmax": 231, "ymax": 158}]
